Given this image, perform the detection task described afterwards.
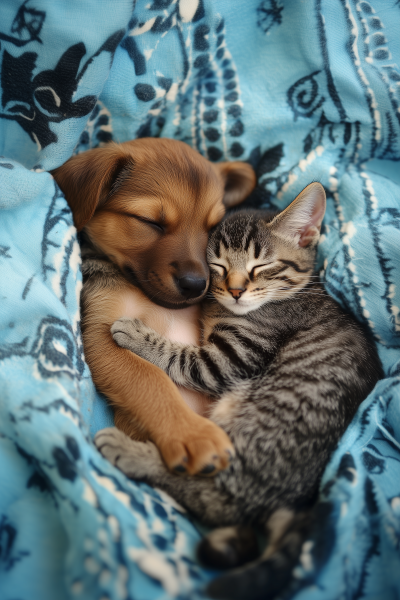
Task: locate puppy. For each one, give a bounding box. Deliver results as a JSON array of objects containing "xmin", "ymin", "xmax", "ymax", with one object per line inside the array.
[{"xmin": 52, "ymin": 138, "xmax": 256, "ymax": 475}]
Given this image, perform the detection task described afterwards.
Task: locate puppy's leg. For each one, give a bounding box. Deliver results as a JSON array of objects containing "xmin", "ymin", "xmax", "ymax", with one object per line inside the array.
[
  {"xmin": 113, "ymin": 406, "xmax": 149, "ymax": 442},
  {"xmin": 83, "ymin": 281, "xmax": 234, "ymax": 476}
]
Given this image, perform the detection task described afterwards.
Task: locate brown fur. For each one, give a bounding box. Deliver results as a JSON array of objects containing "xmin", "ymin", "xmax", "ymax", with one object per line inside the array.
[{"xmin": 52, "ymin": 138, "xmax": 256, "ymax": 475}]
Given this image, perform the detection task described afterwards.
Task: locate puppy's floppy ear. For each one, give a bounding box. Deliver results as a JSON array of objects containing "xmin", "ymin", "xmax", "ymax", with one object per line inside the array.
[
  {"xmin": 52, "ymin": 145, "xmax": 134, "ymax": 231},
  {"xmin": 214, "ymin": 161, "xmax": 256, "ymax": 208},
  {"xmin": 269, "ymin": 182, "xmax": 326, "ymax": 248}
]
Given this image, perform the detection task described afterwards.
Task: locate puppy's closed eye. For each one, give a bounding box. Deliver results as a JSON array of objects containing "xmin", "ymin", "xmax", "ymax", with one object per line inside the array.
[{"xmin": 126, "ymin": 214, "xmax": 165, "ymax": 233}]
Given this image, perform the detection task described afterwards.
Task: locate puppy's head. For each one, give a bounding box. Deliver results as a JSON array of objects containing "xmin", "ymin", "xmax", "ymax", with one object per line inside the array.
[{"xmin": 53, "ymin": 138, "xmax": 256, "ymax": 308}]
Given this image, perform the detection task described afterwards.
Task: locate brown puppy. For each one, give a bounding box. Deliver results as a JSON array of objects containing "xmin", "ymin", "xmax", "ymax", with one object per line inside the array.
[{"xmin": 53, "ymin": 138, "xmax": 256, "ymax": 475}]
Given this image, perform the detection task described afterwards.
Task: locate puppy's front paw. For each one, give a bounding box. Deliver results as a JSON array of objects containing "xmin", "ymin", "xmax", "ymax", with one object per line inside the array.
[
  {"xmin": 95, "ymin": 427, "xmax": 162, "ymax": 480},
  {"xmin": 157, "ymin": 416, "xmax": 235, "ymax": 477},
  {"xmin": 111, "ymin": 317, "xmax": 153, "ymax": 357}
]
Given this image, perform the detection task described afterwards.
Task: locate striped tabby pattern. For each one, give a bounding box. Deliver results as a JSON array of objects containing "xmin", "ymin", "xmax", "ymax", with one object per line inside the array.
[{"xmin": 101, "ymin": 183, "xmax": 383, "ymax": 600}]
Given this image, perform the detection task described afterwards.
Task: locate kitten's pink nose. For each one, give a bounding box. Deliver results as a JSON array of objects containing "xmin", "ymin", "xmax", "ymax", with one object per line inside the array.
[{"xmin": 229, "ymin": 288, "xmax": 245, "ymax": 300}]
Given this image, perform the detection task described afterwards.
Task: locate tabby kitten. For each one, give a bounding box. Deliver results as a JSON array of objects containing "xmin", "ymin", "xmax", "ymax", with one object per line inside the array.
[{"xmin": 95, "ymin": 183, "xmax": 382, "ymax": 600}]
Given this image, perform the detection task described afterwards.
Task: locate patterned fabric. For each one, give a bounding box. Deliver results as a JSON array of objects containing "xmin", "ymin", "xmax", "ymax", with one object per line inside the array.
[{"xmin": 0, "ymin": 1, "xmax": 399, "ymax": 599}]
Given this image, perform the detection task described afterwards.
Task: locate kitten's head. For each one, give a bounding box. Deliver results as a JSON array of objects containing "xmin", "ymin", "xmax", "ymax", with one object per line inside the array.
[{"xmin": 207, "ymin": 182, "xmax": 326, "ymax": 315}]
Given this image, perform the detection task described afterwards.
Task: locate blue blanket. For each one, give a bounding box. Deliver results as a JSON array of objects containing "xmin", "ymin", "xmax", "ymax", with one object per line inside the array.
[{"xmin": 1, "ymin": 1, "xmax": 399, "ymax": 599}]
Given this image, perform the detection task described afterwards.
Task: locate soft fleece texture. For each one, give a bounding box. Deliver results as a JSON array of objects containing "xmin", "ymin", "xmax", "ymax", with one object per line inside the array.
[{"xmin": 0, "ymin": 1, "xmax": 400, "ymax": 599}]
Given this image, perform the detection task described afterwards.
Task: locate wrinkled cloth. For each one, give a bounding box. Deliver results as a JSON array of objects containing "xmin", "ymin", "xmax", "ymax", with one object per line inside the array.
[{"xmin": 0, "ymin": 1, "xmax": 400, "ymax": 599}]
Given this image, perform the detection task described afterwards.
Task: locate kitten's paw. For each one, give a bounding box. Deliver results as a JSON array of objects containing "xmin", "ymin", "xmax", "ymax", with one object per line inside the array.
[
  {"xmin": 111, "ymin": 317, "xmax": 155, "ymax": 359},
  {"xmin": 94, "ymin": 427, "xmax": 163, "ymax": 480},
  {"xmin": 157, "ymin": 415, "xmax": 235, "ymax": 477}
]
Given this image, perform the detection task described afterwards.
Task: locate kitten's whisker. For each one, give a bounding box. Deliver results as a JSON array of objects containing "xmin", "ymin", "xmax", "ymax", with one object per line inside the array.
[{"xmin": 289, "ymin": 293, "xmax": 328, "ymax": 298}]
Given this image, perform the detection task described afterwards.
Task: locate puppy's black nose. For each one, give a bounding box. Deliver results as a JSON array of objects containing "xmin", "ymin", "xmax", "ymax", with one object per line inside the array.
[{"xmin": 176, "ymin": 275, "xmax": 207, "ymax": 298}]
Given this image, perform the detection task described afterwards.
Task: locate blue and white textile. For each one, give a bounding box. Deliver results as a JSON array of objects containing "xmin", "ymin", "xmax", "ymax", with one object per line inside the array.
[{"xmin": 0, "ymin": 1, "xmax": 400, "ymax": 599}]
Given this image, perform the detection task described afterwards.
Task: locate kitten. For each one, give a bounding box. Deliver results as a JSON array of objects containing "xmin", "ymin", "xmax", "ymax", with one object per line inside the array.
[{"xmin": 95, "ymin": 183, "xmax": 383, "ymax": 600}]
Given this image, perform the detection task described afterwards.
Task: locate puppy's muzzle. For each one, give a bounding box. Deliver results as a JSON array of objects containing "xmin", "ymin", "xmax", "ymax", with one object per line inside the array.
[{"xmin": 175, "ymin": 274, "xmax": 207, "ymax": 300}]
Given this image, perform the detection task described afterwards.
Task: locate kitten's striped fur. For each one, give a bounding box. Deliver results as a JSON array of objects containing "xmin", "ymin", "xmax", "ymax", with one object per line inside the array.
[{"xmin": 97, "ymin": 183, "xmax": 383, "ymax": 600}]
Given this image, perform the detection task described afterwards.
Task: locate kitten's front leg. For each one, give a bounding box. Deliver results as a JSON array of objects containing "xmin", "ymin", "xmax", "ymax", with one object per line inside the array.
[
  {"xmin": 111, "ymin": 317, "xmax": 182, "ymax": 373},
  {"xmin": 112, "ymin": 317, "xmax": 235, "ymax": 397}
]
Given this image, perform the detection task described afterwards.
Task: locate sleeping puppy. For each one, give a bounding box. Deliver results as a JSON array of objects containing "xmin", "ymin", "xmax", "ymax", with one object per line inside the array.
[{"xmin": 52, "ymin": 138, "xmax": 255, "ymax": 475}]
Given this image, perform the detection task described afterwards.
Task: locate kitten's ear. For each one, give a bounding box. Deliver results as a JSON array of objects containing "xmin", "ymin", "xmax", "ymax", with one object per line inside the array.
[
  {"xmin": 214, "ymin": 161, "xmax": 257, "ymax": 208},
  {"xmin": 270, "ymin": 183, "xmax": 326, "ymax": 248},
  {"xmin": 52, "ymin": 145, "xmax": 134, "ymax": 231}
]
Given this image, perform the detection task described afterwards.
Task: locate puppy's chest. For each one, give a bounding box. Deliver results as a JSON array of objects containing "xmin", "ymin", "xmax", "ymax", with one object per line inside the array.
[
  {"xmin": 121, "ymin": 286, "xmax": 213, "ymax": 417},
  {"xmin": 121, "ymin": 286, "xmax": 201, "ymax": 344}
]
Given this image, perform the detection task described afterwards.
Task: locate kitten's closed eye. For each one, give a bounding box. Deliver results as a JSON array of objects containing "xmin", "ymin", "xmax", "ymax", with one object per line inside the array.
[
  {"xmin": 210, "ymin": 261, "xmax": 277, "ymax": 280},
  {"xmin": 210, "ymin": 263, "xmax": 228, "ymax": 277},
  {"xmin": 249, "ymin": 264, "xmax": 274, "ymax": 278}
]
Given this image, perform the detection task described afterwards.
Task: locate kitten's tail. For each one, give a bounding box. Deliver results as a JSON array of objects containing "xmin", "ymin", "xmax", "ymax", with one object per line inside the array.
[
  {"xmin": 202, "ymin": 509, "xmax": 312, "ymax": 600},
  {"xmin": 198, "ymin": 525, "xmax": 259, "ymax": 570}
]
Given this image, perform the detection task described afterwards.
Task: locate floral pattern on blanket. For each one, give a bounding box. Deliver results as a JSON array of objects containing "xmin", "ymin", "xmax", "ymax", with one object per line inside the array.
[{"xmin": 0, "ymin": 1, "xmax": 400, "ymax": 599}]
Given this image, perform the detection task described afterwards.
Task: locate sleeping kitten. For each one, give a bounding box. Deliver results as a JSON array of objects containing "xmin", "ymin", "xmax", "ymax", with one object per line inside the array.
[{"xmin": 95, "ymin": 183, "xmax": 383, "ymax": 600}]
